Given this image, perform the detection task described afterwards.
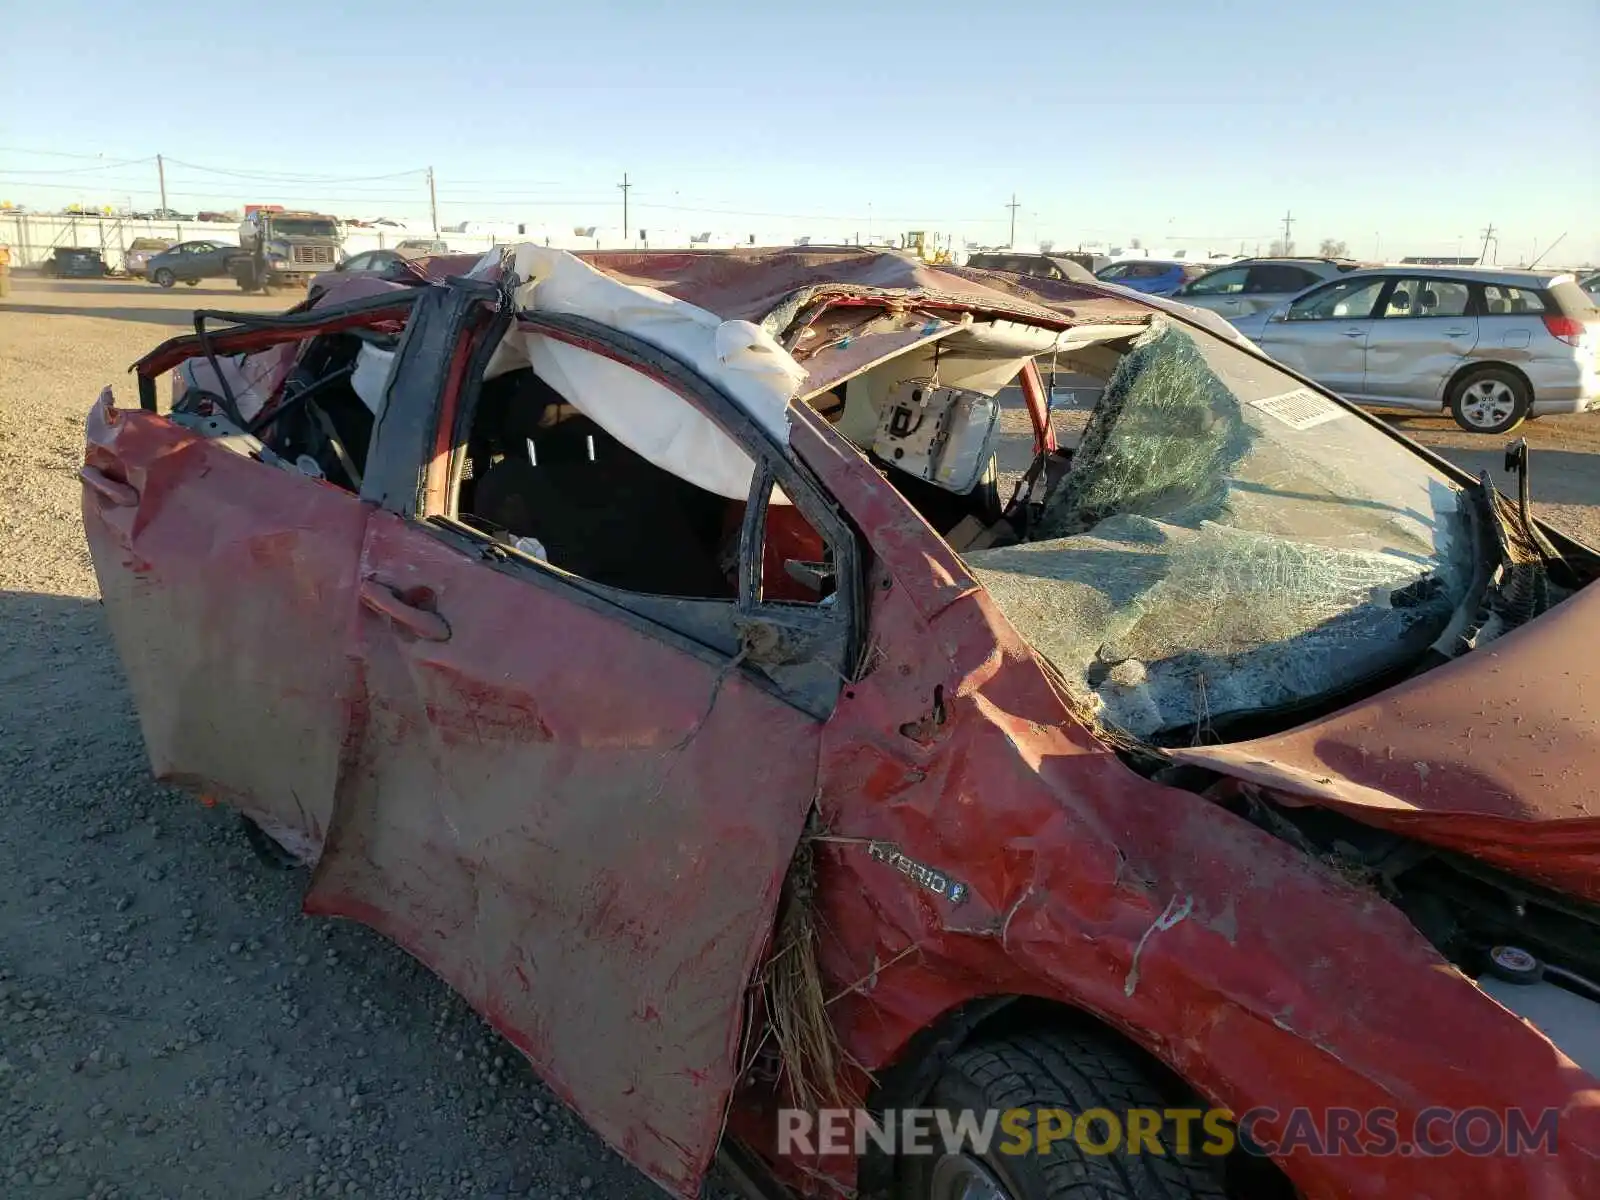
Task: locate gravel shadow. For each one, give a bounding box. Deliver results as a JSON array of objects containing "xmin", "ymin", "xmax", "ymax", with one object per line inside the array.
[{"xmin": 0, "ymin": 303, "xmax": 207, "ymax": 328}]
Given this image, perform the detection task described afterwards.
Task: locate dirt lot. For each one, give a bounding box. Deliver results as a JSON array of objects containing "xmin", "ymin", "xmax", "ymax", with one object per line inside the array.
[{"xmin": 3, "ymin": 274, "xmax": 1599, "ymax": 1199}]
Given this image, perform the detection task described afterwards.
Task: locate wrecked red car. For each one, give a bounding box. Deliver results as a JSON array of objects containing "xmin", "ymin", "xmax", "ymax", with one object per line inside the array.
[{"xmin": 81, "ymin": 245, "xmax": 1600, "ymax": 1200}]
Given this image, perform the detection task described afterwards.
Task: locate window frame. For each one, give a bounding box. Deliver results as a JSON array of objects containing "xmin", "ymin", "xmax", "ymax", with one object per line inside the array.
[
  {"xmin": 1244, "ymin": 264, "xmax": 1320, "ymax": 295},
  {"xmin": 1474, "ymin": 281, "xmax": 1548, "ymax": 317},
  {"xmin": 1181, "ymin": 265, "xmax": 1251, "ymax": 296},
  {"xmin": 1284, "ymin": 275, "xmax": 1390, "ymax": 322},
  {"xmin": 406, "ymin": 304, "xmax": 864, "ymax": 719},
  {"xmin": 1375, "ymin": 275, "xmax": 1474, "ymax": 320}
]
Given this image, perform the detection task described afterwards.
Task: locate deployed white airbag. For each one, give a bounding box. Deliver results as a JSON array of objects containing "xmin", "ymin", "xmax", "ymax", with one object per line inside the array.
[{"xmin": 486, "ymin": 245, "xmax": 805, "ymax": 500}]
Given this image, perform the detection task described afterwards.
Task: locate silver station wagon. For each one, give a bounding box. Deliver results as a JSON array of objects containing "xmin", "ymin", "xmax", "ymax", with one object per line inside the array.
[{"xmin": 1233, "ymin": 267, "xmax": 1600, "ymax": 433}]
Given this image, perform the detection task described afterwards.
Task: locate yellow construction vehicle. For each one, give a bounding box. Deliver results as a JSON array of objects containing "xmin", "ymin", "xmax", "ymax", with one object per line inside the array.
[{"xmin": 902, "ymin": 230, "xmax": 954, "ymax": 264}]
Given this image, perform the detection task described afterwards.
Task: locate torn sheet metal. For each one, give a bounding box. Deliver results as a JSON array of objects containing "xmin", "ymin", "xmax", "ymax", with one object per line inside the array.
[{"xmin": 1171, "ymin": 571, "xmax": 1600, "ymax": 902}]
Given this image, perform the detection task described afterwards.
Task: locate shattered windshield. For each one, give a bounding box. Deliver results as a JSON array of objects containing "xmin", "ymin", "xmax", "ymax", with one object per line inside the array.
[
  {"xmin": 271, "ymin": 218, "xmax": 339, "ymax": 239},
  {"xmin": 966, "ymin": 320, "xmax": 1473, "ymax": 742}
]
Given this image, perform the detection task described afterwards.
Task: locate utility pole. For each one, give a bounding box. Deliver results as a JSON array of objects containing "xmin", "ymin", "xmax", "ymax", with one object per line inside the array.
[
  {"xmin": 157, "ymin": 154, "xmax": 168, "ymax": 216},
  {"xmin": 618, "ymin": 173, "xmax": 632, "ymax": 245},
  {"xmin": 427, "ymin": 167, "xmax": 439, "ymax": 236},
  {"xmin": 1006, "ymin": 194, "xmax": 1021, "ymax": 248},
  {"xmin": 1280, "ymin": 209, "xmax": 1294, "ymax": 254},
  {"xmin": 1478, "ymin": 221, "xmax": 1497, "ymax": 265}
]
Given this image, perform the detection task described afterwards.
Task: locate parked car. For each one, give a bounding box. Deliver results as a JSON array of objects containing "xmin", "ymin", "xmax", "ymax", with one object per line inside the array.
[
  {"xmin": 39, "ymin": 247, "xmax": 108, "ymax": 278},
  {"xmin": 81, "ymin": 247, "xmax": 1600, "ymax": 1200},
  {"xmin": 1233, "ymin": 266, "xmax": 1599, "ymax": 433},
  {"xmin": 1092, "ymin": 258, "xmax": 1209, "ymax": 296},
  {"xmin": 306, "ymin": 248, "xmax": 427, "ymax": 301},
  {"xmin": 964, "ymin": 251, "xmax": 1097, "ymax": 283},
  {"xmin": 123, "ymin": 237, "xmax": 175, "ymax": 278},
  {"xmin": 144, "ymin": 240, "xmax": 239, "ymax": 288},
  {"xmin": 1175, "ymin": 257, "xmax": 1363, "ymax": 320}
]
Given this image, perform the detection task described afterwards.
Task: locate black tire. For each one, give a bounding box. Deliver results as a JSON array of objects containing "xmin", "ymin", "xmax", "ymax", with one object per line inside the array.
[
  {"xmin": 1449, "ymin": 366, "xmax": 1530, "ymax": 435},
  {"xmin": 152, "ymin": 267, "xmax": 176, "ymax": 289},
  {"xmin": 239, "ymin": 813, "xmax": 299, "ymax": 871},
  {"xmin": 896, "ymin": 1029, "xmax": 1226, "ymax": 1200},
  {"xmin": 184, "ymin": 278, "xmax": 199, "ymax": 287}
]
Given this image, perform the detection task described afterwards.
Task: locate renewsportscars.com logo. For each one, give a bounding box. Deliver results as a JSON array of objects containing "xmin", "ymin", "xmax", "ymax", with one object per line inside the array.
[{"xmin": 778, "ymin": 1106, "xmax": 1561, "ymax": 1159}]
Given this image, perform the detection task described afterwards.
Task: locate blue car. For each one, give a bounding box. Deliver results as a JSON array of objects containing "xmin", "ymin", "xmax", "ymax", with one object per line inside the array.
[{"xmin": 1093, "ymin": 259, "xmax": 1209, "ymax": 296}]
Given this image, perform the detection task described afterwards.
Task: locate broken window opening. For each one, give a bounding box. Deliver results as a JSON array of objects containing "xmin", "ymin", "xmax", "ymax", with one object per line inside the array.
[
  {"xmin": 172, "ymin": 316, "xmax": 409, "ymax": 494},
  {"xmin": 964, "ymin": 319, "xmax": 1480, "ymax": 745},
  {"xmin": 457, "ymin": 364, "xmax": 739, "ymax": 600},
  {"xmin": 441, "ymin": 326, "xmax": 858, "ymax": 716}
]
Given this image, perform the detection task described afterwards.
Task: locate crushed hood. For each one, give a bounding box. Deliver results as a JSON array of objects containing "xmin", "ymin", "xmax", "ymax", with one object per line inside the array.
[{"xmin": 1172, "ymin": 578, "xmax": 1600, "ymax": 901}]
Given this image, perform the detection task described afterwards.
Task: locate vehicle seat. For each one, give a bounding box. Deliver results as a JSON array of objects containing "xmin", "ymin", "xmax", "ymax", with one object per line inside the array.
[
  {"xmin": 471, "ymin": 413, "xmax": 733, "ymax": 599},
  {"xmin": 1418, "ymin": 288, "xmax": 1439, "ymax": 314}
]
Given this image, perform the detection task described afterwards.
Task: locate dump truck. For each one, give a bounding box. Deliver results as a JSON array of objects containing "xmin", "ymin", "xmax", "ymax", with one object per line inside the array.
[{"xmin": 231, "ymin": 209, "xmax": 343, "ymax": 293}]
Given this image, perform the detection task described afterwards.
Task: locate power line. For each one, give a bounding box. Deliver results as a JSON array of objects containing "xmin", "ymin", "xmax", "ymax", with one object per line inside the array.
[
  {"xmin": 0, "ymin": 146, "xmax": 149, "ymax": 162},
  {"xmin": 0, "ymin": 157, "xmax": 155, "ymax": 175},
  {"xmin": 161, "ymin": 157, "xmax": 429, "ymax": 184},
  {"xmin": 618, "ymin": 172, "xmax": 631, "ymax": 240}
]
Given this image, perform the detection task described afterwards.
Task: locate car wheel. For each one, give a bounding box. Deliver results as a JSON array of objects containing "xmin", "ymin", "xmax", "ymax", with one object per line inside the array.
[
  {"xmin": 184, "ymin": 278, "xmax": 199, "ymax": 287},
  {"xmin": 153, "ymin": 268, "xmax": 176, "ymax": 289},
  {"xmin": 238, "ymin": 813, "xmax": 299, "ymax": 871},
  {"xmin": 895, "ymin": 1030, "xmax": 1226, "ymax": 1200},
  {"xmin": 1449, "ymin": 367, "xmax": 1530, "ymax": 435}
]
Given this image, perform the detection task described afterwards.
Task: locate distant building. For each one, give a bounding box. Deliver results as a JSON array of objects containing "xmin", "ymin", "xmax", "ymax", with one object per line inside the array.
[{"xmin": 1400, "ymin": 256, "xmax": 1480, "ymax": 265}]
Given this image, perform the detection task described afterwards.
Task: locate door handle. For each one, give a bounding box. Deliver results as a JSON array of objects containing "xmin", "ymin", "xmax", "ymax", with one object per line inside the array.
[
  {"xmin": 79, "ymin": 465, "xmax": 139, "ymax": 507},
  {"xmin": 1445, "ymin": 328, "xmax": 1470, "ymax": 337},
  {"xmin": 1342, "ymin": 329, "xmax": 1366, "ymax": 338},
  {"xmin": 360, "ymin": 579, "xmax": 451, "ymax": 642}
]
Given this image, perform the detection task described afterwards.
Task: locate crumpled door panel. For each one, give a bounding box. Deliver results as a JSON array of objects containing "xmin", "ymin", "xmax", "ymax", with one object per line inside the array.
[
  {"xmin": 81, "ymin": 391, "xmax": 368, "ymax": 862},
  {"xmin": 305, "ymin": 510, "xmax": 820, "ymax": 1196}
]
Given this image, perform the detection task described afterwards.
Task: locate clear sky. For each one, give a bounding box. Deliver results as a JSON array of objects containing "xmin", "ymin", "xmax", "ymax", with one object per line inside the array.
[{"xmin": 3, "ymin": 0, "xmax": 1596, "ymax": 263}]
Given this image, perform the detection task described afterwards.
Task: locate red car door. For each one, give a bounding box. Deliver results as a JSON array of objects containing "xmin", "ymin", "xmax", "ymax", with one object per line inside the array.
[
  {"xmin": 82, "ymin": 389, "xmax": 368, "ymax": 862},
  {"xmin": 305, "ymin": 315, "xmax": 859, "ymax": 1196}
]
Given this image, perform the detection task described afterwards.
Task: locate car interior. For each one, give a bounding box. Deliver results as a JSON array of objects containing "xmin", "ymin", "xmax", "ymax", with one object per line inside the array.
[
  {"xmin": 183, "ymin": 308, "xmax": 1149, "ymax": 612},
  {"xmin": 443, "ymin": 317, "xmax": 1083, "ymax": 603}
]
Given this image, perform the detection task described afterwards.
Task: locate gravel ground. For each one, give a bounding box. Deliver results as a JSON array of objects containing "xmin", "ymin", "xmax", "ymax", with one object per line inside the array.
[
  {"xmin": 1, "ymin": 275, "xmax": 738, "ymax": 1199},
  {"xmin": 3, "ymin": 275, "xmax": 1600, "ymax": 1200}
]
